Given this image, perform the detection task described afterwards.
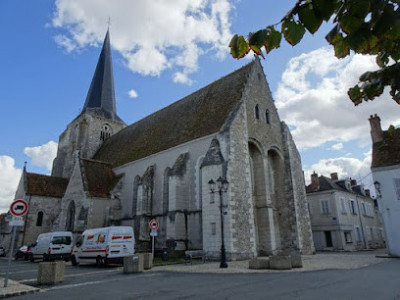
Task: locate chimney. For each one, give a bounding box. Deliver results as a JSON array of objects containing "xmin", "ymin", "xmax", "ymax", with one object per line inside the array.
[
  {"xmin": 365, "ymin": 189, "xmax": 370, "ymax": 197},
  {"xmin": 369, "ymin": 114, "xmax": 383, "ymax": 143},
  {"xmin": 310, "ymin": 172, "xmax": 320, "ymax": 191},
  {"xmin": 330, "ymin": 172, "xmax": 338, "ymax": 181}
]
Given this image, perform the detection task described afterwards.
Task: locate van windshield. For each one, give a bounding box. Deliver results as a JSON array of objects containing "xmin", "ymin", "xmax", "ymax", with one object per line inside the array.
[{"xmin": 52, "ymin": 236, "xmax": 72, "ymax": 245}]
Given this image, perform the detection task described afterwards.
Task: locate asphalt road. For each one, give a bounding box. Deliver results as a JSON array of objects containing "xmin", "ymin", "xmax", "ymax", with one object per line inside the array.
[{"xmin": 1, "ymin": 257, "xmax": 400, "ymax": 299}]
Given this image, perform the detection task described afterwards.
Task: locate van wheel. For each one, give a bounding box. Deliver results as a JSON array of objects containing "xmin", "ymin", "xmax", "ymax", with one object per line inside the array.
[
  {"xmin": 96, "ymin": 256, "xmax": 102, "ymax": 266},
  {"xmin": 71, "ymin": 255, "xmax": 78, "ymax": 266},
  {"xmin": 29, "ymin": 254, "xmax": 34, "ymax": 262},
  {"xmin": 103, "ymin": 258, "xmax": 108, "ymax": 266}
]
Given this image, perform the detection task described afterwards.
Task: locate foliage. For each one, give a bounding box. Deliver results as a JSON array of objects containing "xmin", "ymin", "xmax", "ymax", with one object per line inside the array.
[{"xmin": 229, "ymin": 0, "xmax": 400, "ymax": 106}]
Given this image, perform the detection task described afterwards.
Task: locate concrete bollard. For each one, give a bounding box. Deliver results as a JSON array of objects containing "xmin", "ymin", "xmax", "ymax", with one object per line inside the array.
[
  {"xmin": 281, "ymin": 249, "xmax": 303, "ymax": 268},
  {"xmin": 248, "ymin": 258, "xmax": 270, "ymax": 269},
  {"xmin": 123, "ymin": 255, "xmax": 143, "ymax": 273},
  {"xmin": 37, "ymin": 261, "xmax": 65, "ymax": 285},
  {"xmin": 143, "ymin": 253, "xmax": 153, "ymax": 270},
  {"xmin": 269, "ymin": 255, "xmax": 292, "ymax": 270}
]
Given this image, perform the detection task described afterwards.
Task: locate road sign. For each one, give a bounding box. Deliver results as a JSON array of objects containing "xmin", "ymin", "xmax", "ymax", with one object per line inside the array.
[
  {"xmin": 9, "ymin": 216, "xmax": 24, "ymax": 227},
  {"xmin": 150, "ymin": 230, "xmax": 158, "ymax": 237},
  {"xmin": 149, "ymin": 219, "xmax": 159, "ymax": 231},
  {"xmin": 10, "ymin": 199, "xmax": 28, "ymax": 216}
]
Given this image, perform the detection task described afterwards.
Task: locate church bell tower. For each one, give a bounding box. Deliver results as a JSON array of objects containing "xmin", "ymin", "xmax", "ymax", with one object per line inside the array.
[{"xmin": 52, "ymin": 30, "xmax": 126, "ymax": 179}]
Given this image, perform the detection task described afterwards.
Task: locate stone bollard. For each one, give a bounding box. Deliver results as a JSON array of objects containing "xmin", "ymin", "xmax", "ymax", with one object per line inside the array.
[
  {"xmin": 123, "ymin": 255, "xmax": 143, "ymax": 274},
  {"xmin": 249, "ymin": 257, "xmax": 270, "ymax": 270},
  {"xmin": 37, "ymin": 261, "xmax": 65, "ymax": 285},
  {"xmin": 143, "ymin": 253, "xmax": 153, "ymax": 270},
  {"xmin": 281, "ymin": 249, "xmax": 303, "ymax": 268},
  {"xmin": 269, "ymin": 255, "xmax": 292, "ymax": 270}
]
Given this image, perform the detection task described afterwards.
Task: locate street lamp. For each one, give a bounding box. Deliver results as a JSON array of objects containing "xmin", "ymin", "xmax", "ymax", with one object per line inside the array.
[
  {"xmin": 208, "ymin": 176, "xmax": 229, "ymax": 268},
  {"xmin": 374, "ymin": 181, "xmax": 381, "ymax": 199}
]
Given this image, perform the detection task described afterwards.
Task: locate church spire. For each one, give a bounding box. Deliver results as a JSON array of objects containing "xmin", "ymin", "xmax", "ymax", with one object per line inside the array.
[{"xmin": 82, "ymin": 29, "xmax": 117, "ymax": 118}]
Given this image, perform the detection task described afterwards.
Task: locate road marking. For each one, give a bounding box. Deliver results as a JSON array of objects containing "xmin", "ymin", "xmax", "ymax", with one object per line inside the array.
[{"xmin": 43, "ymin": 272, "xmax": 162, "ymax": 291}]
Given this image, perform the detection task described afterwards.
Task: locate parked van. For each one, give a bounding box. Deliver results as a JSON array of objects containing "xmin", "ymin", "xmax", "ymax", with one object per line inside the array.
[
  {"xmin": 71, "ymin": 226, "xmax": 134, "ymax": 266},
  {"xmin": 29, "ymin": 231, "xmax": 73, "ymax": 262}
]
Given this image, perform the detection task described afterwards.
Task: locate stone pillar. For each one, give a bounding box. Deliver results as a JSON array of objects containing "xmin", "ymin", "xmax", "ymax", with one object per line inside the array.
[{"xmin": 37, "ymin": 261, "xmax": 65, "ymax": 285}]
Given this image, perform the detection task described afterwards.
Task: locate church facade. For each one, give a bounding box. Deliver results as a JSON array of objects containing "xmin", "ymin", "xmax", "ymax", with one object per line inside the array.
[{"xmin": 2, "ymin": 31, "xmax": 314, "ymax": 259}]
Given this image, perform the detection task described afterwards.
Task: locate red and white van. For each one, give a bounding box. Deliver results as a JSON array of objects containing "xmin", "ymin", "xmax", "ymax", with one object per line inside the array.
[{"xmin": 71, "ymin": 226, "xmax": 134, "ymax": 266}]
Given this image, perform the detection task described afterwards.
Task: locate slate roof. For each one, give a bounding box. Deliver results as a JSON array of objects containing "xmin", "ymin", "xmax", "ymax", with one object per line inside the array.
[
  {"xmin": 94, "ymin": 60, "xmax": 256, "ymax": 167},
  {"xmin": 80, "ymin": 30, "xmax": 123, "ymax": 123},
  {"xmin": 305, "ymin": 175, "xmax": 343, "ymax": 194},
  {"xmin": 80, "ymin": 158, "xmax": 122, "ymax": 198},
  {"xmin": 26, "ymin": 173, "xmax": 68, "ymax": 198},
  {"xmin": 371, "ymin": 127, "xmax": 400, "ymax": 168}
]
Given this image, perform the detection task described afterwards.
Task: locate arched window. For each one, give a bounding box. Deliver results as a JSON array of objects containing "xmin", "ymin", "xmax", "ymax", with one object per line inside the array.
[
  {"xmin": 265, "ymin": 109, "xmax": 270, "ymax": 124},
  {"xmin": 100, "ymin": 124, "xmax": 112, "ymax": 141},
  {"xmin": 36, "ymin": 211, "xmax": 43, "ymax": 226},
  {"xmin": 255, "ymin": 104, "xmax": 260, "ymax": 119}
]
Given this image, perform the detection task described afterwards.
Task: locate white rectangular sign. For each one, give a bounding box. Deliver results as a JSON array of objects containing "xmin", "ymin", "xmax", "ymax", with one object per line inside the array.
[
  {"xmin": 150, "ymin": 230, "xmax": 158, "ymax": 237},
  {"xmin": 9, "ymin": 216, "xmax": 24, "ymax": 226}
]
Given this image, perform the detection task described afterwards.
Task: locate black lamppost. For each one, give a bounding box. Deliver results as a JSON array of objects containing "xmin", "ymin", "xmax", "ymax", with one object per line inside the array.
[{"xmin": 208, "ymin": 176, "xmax": 229, "ymax": 268}]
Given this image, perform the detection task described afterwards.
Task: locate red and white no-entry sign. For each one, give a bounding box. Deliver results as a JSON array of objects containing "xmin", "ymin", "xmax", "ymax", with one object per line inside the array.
[
  {"xmin": 149, "ymin": 219, "xmax": 159, "ymax": 231},
  {"xmin": 10, "ymin": 199, "xmax": 28, "ymax": 217}
]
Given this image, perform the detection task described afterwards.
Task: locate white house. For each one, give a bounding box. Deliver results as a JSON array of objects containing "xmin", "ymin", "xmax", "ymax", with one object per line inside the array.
[{"xmin": 369, "ymin": 114, "xmax": 400, "ymax": 257}]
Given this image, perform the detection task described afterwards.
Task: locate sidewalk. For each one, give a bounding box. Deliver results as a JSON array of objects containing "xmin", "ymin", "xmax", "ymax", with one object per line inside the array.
[
  {"xmin": 0, "ymin": 250, "xmax": 394, "ymax": 298},
  {"xmin": 154, "ymin": 249, "xmax": 394, "ymax": 274}
]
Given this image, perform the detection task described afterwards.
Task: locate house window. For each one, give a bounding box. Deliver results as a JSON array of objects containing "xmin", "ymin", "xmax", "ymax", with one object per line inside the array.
[
  {"xmin": 393, "ymin": 178, "xmax": 400, "ymax": 200},
  {"xmin": 36, "ymin": 211, "xmax": 43, "ymax": 227},
  {"xmin": 340, "ymin": 198, "xmax": 346, "ymax": 213},
  {"xmin": 349, "ymin": 200, "xmax": 357, "ymax": 215},
  {"xmin": 255, "ymin": 104, "xmax": 260, "ymax": 119},
  {"xmin": 355, "ymin": 226, "xmax": 362, "ymax": 242},
  {"xmin": 211, "ymin": 223, "xmax": 216, "ymax": 235},
  {"xmin": 344, "ymin": 231, "xmax": 352, "ymax": 243},
  {"xmin": 321, "ymin": 200, "xmax": 330, "ymax": 214},
  {"xmin": 265, "ymin": 109, "xmax": 270, "ymax": 124},
  {"xmin": 100, "ymin": 124, "xmax": 112, "ymax": 141},
  {"xmin": 361, "ymin": 202, "xmax": 367, "ymax": 215}
]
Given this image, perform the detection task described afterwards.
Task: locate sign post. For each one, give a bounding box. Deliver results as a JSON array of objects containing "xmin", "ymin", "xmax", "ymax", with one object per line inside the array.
[
  {"xmin": 149, "ymin": 219, "xmax": 159, "ymax": 259},
  {"xmin": 4, "ymin": 199, "xmax": 28, "ymax": 288}
]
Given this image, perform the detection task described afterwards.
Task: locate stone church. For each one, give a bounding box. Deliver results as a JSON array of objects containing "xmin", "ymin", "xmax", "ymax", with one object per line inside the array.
[{"xmin": 2, "ymin": 30, "xmax": 315, "ymax": 259}]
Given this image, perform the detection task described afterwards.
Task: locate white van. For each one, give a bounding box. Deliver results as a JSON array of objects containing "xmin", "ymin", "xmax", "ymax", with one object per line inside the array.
[
  {"xmin": 29, "ymin": 231, "xmax": 73, "ymax": 262},
  {"xmin": 71, "ymin": 226, "xmax": 134, "ymax": 266}
]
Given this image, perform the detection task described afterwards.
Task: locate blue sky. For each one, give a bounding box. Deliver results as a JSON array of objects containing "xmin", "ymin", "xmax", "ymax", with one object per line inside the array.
[{"xmin": 0, "ymin": 0, "xmax": 399, "ymax": 213}]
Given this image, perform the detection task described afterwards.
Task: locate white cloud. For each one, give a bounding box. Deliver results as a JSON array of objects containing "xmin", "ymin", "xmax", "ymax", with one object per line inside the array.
[
  {"xmin": 128, "ymin": 89, "xmax": 138, "ymax": 99},
  {"xmin": 304, "ymin": 150, "xmax": 372, "ymax": 189},
  {"xmin": 0, "ymin": 156, "xmax": 22, "ymax": 213},
  {"xmin": 23, "ymin": 141, "xmax": 58, "ymax": 171},
  {"xmin": 331, "ymin": 143, "xmax": 343, "ymax": 151},
  {"xmin": 275, "ymin": 47, "xmax": 400, "ymax": 150},
  {"xmin": 51, "ymin": 0, "xmax": 233, "ymax": 83}
]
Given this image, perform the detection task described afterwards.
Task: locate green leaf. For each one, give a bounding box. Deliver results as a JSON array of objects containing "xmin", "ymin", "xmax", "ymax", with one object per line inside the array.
[
  {"xmin": 348, "ymin": 85, "xmax": 362, "ymax": 105},
  {"xmin": 282, "ymin": 19, "xmax": 306, "ymax": 46},
  {"xmin": 347, "ymin": 27, "xmax": 379, "ymax": 54},
  {"xmin": 376, "ymin": 53, "xmax": 389, "ymax": 68},
  {"xmin": 325, "ymin": 24, "xmax": 339, "ymax": 45},
  {"xmin": 312, "ymin": 0, "xmax": 338, "ymax": 21},
  {"xmin": 340, "ymin": 13, "xmax": 363, "ymax": 34},
  {"xmin": 264, "ymin": 26, "xmax": 282, "ymax": 53},
  {"xmin": 332, "ymin": 34, "xmax": 350, "ymax": 58},
  {"xmin": 346, "ymin": 0, "xmax": 371, "ymax": 19},
  {"xmin": 298, "ymin": 3, "xmax": 323, "ymax": 34},
  {"xmin": 229, "ymin": 34, "xmax": 250, "ymax": 59}
]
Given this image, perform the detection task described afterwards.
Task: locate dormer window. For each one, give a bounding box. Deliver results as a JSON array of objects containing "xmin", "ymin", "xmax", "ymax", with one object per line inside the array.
[
  {"xmin": 100, "ymin": 124, "xmax": 112, "ymax": 141},
  {"xmin": 255, "ymin": 104, "xmax": 260, "ymax": 119}
]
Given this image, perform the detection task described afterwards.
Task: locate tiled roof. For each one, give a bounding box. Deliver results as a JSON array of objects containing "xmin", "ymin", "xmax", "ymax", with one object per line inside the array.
[
  {"xmin": 26, "ymin": 173, "xmax": 68, "ymax": 198},
  {"xmin": 371, "ymin": 128, "xmax": 400, "ymax": 168},
  {"xmin": 94, "ymin": 60, "xmax": 255, "ymax": 167},
  {"xmin": 306, "ymin": 176, "xmax": 345, "ymax": 193},
  {"xmin": 80, "ymin": 158, "xmax": 121, "ymax": 198}
]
